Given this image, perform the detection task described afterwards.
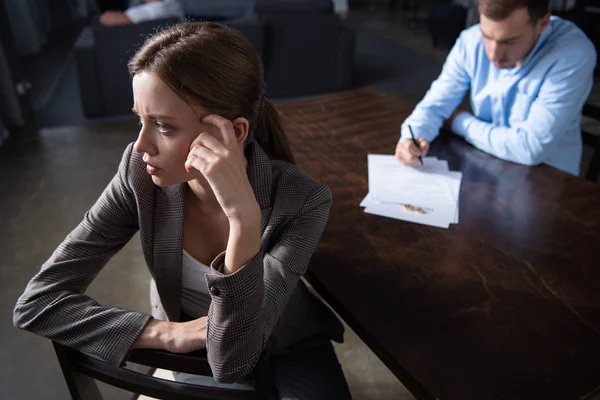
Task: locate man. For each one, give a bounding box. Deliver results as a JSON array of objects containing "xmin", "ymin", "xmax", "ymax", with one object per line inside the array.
[
  {"xmin": 99, "ymin": 0, "xmax": 184, "ymax": 27},
  {"xmin": 396, "ymin": 0, "xmax": 596, "ymax": 175}
]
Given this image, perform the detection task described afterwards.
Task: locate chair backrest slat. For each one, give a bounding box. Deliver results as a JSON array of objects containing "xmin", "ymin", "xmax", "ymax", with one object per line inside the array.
[
  {"xmin": 53, "ymin": 342, "xmax": 272, "ymax": 400},
  {"xmin": 127, "ymin": 348, "xmax": 214, "ymax": 376}
]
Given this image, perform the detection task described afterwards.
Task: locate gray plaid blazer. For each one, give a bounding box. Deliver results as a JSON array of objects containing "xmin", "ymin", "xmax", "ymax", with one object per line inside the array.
[{"xmin": 14, "ymin": 141, "xmax": 344, "ymax": 383}]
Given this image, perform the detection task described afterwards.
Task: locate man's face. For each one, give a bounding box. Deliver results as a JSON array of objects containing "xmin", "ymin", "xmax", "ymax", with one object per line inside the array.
[{"xmin": 480, "ymin": 8, "xmax": 550, "ymax": 69}]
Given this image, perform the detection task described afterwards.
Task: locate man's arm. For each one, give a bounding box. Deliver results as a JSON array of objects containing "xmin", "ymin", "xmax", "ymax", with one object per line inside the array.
[
  {"xmin": 99, "ymin": 11, "xmax": 133, "ymax": 26},
  {"xmin": 451, "ymin": 45, "xmax": 596, "ymax": 167},
  {"xmin": 125, "ymin": 0, "xmax": 184, "ymax": 24},
  {"xmin": 400, "ymin": 32, "xmax": 472, "ymax": 143}
]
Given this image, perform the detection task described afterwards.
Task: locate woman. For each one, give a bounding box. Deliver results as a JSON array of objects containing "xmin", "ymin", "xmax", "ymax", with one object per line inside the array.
[{"xmin": 13, "ymin": 22, "xmax": 351, "ymax": 399}]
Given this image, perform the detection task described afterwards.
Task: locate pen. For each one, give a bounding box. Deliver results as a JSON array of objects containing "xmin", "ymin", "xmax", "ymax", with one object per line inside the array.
[{"xmin": 408, "ymin": 125, "xmax": 424, "ymax": 166}]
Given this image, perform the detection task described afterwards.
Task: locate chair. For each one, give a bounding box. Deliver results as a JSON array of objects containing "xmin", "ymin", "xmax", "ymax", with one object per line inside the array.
[
  {"xmin": 427, "ymin": 0, "xmax": 467, "ymax": 49},
  {"xmin": 74, "ymin": 17, "xmax": 180, "ymax": 118},
  {"xmin": 53, "ymin": 342, "xmax": 275, "ymax": 400},
  {"xmin": 254, "ymin": 0, "xmax": 355, "ymax": 98},
  {"xmin": 581, "ymin": 103, "xmax": 600, "ymax": 182}
]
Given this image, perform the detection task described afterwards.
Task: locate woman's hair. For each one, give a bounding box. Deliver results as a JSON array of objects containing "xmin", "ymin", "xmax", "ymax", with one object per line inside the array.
[{"xmin": 128, "ymin": 22, "xmax": 295, "ymax": 164}]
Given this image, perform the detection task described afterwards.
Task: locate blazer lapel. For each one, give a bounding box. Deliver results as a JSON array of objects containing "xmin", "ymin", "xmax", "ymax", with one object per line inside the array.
[{"xmin": 152, "ymin": 183, "xmax": 186, "ymax": 321}]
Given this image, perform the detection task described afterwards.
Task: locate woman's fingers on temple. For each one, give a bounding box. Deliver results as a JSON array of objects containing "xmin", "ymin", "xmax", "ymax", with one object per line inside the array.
[
  {"xmin": 190, "ymin": 132, "xmax": 220, "ymax": 152},
  {"xmin": 195, "ymin": 132, "xmax": 223, "ymax": 152},
  {"xmin": 186, "ymin": 146, "xmax": 215, "ymax": 173},
  {"xmin": 190, "ymin": 145, "xmax": 218, "ymax": 163},
  {"xmin": 185, "ymin": 156, "xmax": 197, "ymax": 173},
  {"xmin": 202, "ymin": 114, "xmax": 237, "ymax": 148}
]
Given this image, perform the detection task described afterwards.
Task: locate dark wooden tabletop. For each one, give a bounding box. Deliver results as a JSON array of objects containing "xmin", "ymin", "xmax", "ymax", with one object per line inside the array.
[{"xmin": 277, "ymin": 88, "xmax": 600, "ymax": 400}]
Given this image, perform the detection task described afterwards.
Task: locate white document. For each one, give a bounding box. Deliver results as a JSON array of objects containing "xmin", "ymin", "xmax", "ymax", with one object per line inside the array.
[
  {"xmin": 362, "ymin": 155, "xmax": 463, "ymax": 228},
  {"xmin": 361, "ymin": 193, "xmax": 454, "ymax": 228},
  {"xmin": 444, "ymin": 171, "xmax": 462, "ymax": 223},
  {"xmin": 368, "ymin": 155, "xmax": 454, "ymax": 206}
]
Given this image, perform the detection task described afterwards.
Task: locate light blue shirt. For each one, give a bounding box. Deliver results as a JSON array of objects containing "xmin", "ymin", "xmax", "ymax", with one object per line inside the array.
[
  {"xmin": 401, "ymin": 17, "xmax": 596, "ymax": 175},
  {"xmin": 125, "ymin": 0, "xmax": 185, "ymax": 24}
]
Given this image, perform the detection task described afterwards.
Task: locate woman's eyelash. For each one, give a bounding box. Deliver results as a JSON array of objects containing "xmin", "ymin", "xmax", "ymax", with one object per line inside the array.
[
  {"xmin": 155, "ymin": 122, "xmax": 171, "ymax": 133},
  {"xmin": 136, "ymin": 117, "xmax": 172, "ymax": 133}
]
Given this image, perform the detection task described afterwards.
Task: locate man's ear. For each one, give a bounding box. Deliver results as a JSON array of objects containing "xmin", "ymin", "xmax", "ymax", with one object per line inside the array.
[
  {"xmin": 231, "ymin": 117, "xmax": 249, "ymax": 145},
  {"xmin": 537, "ymin": 13, "xmax": 551, "ymax": 31}
]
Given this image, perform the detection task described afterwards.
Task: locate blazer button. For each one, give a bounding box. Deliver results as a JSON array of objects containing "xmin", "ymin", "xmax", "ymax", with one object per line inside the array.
[{"xmin": 209, "ymin": 286, "xmax": 220, "ymax": 296}]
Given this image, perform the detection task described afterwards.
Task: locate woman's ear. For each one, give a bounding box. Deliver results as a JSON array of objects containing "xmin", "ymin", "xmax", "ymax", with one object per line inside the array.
[{"xmin": 231, "ymin": 117, "xmax": 249, "ymax": 145}]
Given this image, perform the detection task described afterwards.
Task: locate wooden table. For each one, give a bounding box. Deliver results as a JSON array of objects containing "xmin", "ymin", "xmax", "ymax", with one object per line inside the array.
[{"xmin": 277, "ymin": 88, "xmax": 600, "ymax": 400}]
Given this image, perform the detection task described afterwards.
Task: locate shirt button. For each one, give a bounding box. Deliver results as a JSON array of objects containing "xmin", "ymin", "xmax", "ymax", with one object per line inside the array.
[{"xmin": 209, "ymin": 286, "xmax": 220, "ymax": 296}]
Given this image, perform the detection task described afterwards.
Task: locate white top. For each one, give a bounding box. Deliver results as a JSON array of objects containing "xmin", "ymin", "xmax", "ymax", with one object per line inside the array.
[
  {"xmin": 181, "ymin": 249, "xmax": 212, "ymax": 317},
  {"xmin": 125, "ymin": 0, "xmax": 185, "ymax": 24},
  {"xmin": 181, "ymin": 249, "xmax": 211, "ymax": 293}
]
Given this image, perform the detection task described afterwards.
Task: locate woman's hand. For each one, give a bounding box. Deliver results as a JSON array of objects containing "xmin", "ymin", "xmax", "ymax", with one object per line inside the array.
[
  {"xmin": 185, "ymin": 114, "xmax": 261, "ymax": 274},
  {"xmin": 167, "ymin": 317, "xmax": 208, "ymax": 354},
  {"xmin": 133, "ymin": 317, "xmax": 208, "ymax": 354},
  {"xmin": 185, "ymin": 114, "xmax": 260, "ymax": 225}
]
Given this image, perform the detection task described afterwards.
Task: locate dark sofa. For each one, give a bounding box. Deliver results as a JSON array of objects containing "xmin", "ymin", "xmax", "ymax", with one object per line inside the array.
[
  {"xmin": 255, "ymin": 0, "xmax": 355, "ymax": 97},
  {"xmin": 74, "ymin": 0, "xmax": 355, "ymax": 118}
]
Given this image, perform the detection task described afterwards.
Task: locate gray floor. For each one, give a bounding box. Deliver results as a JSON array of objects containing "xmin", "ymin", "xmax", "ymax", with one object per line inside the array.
[{"xmin": 2, "ymin": 9, "xmax": 599, "ymax": 400}]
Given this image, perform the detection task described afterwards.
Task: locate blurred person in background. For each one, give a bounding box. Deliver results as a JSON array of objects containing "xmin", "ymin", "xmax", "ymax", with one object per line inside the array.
[{"xmin": 99, "ymin": 0, "xmax": 184, "ymax": 26}]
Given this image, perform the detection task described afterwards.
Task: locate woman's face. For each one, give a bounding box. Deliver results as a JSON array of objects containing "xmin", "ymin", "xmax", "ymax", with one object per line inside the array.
[{"xmin": 132, "ymin": 71, "xmax": 222, "ymax": 187}]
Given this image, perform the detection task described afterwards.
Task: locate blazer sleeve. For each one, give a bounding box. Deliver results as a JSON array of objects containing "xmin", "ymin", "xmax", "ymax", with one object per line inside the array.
[
  {"xmin": 13, "ymin": 143, "xmax": 152, "ymax": 366},
  {"xmin": 205, "ymin": 183, "xmax": 332, "ymax": 383}
]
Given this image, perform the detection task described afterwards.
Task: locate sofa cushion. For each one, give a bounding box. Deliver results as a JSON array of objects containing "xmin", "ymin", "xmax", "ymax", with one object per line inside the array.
[
  {"xmin": 180, "ymin": 0, "xmax": 254, "ymax": 19},
  {"xmin": 255, "ymin": 0, "xmax": 333, "ymax": 15},
  {"xmin": 93, "ymin": 18, "xmax": 179, "ymax": 116}
]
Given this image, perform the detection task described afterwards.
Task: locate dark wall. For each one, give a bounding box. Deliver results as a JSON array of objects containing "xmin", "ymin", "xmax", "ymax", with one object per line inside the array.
[{"xmin": 0, "ymin": 0, "xmax": 26, "ymax": 128}]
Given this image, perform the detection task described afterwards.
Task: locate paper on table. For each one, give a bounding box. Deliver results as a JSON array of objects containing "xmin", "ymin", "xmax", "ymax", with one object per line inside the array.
[
  {"xmin": 444, "ymin": 171, "xmax": 461, "ymax": 223},
  {"xmin": 416, "ymin": 158, "xmax": 461, "ymax": 221},
  {"xmin": 361, "ymin": 193, "xmax": 454, "ymax": 228},
  {"xmin": 361, "ymin": 155, "xmax": 462, "ymax": 228},
  {"xmin": 420, "ymin": 157, "xmax": 448, "ymax": 170},
  {"xmin": 368, "ymin": 155, "xmax": 454, "ymax": 206}
]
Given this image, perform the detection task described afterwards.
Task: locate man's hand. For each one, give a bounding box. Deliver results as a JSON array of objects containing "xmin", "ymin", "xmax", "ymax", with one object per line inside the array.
[
  {"xmin": 395, "ymin": 138, "xmax": 430, "ymax": 165},
  {"xmin": 99, "ymin": 11, "xmax": 133, "ymax": 27}
]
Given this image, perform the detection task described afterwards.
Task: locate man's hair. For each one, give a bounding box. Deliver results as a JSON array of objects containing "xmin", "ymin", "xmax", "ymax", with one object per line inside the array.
[{"xmin": 478, "ymin": 0, "xmax": 550, "ymax": 24}]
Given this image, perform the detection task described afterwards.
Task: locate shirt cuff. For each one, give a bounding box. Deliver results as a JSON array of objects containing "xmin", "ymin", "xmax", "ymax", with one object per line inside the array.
[
  {"xmin": 124, "ymin": 7, "xmax": 143, "ymax": 24},
  {"xmin": 451, "ymin": 111, "xmax": 475, "ymax": 138},
  {"xmin": 125, "ymin": 3, "xmax": 162, "ymax": 24}
]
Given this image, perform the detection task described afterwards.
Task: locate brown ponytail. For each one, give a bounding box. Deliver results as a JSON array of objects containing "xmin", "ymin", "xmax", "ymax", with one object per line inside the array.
[
  {"xmin": 128, "ymin": 22, "xmax": 295, "ymax": 164},
  {"xmin": 253, "ymin": 98, "xmax": 295, "ymax": 165}
]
